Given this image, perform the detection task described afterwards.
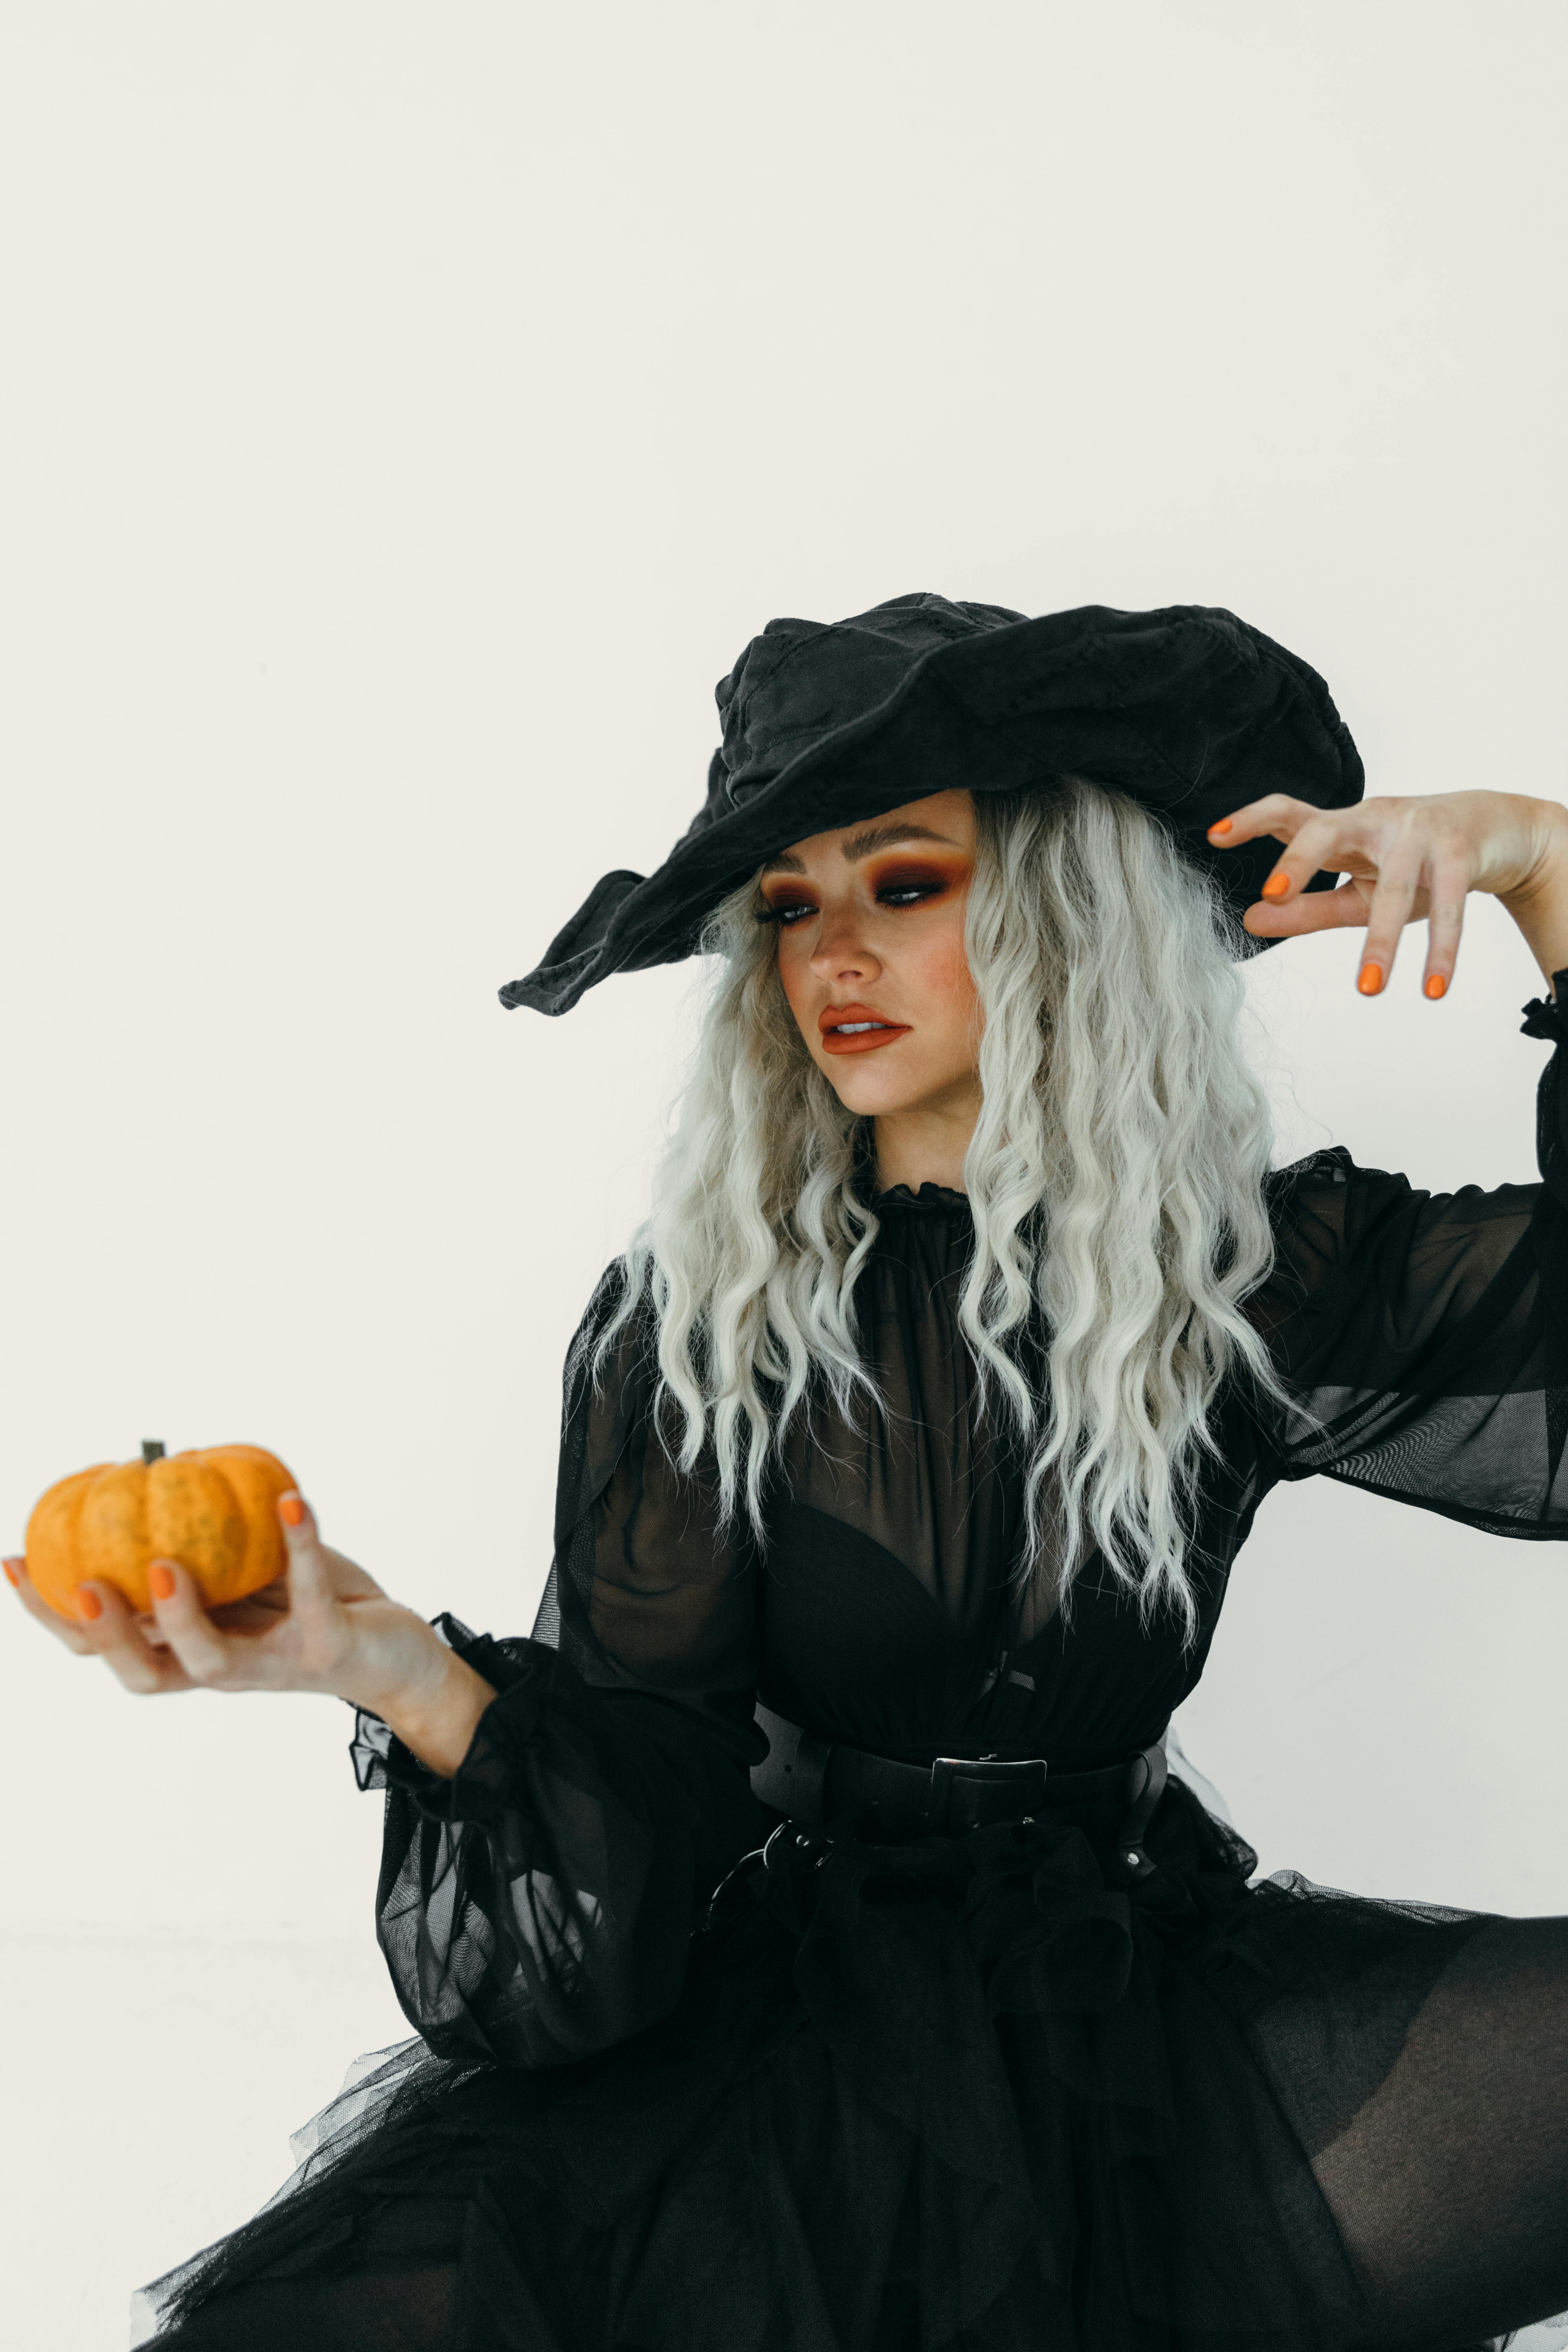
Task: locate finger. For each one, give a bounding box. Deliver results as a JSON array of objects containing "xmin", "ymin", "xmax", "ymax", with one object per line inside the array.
[
  {"xmin": 1249, "ymin": 811, "xmax": 1347, "ymax": 910},
  {"xmin": 146, "ymin": 1558, "xmax": 239, "ymax": 1686},
  {"xmin": 73, "ymin": 1577, "xmax": 194, "ymax": 1694},
  {"xmin": 277, "ymin": 1492, "xmax": 341, "ymax": 1620},
  {"xmin": 1242, "ymin": 880, "xmax": 1370, "ymax": 939},
  {"xmin": 1205, "ymin": 794, "xmax": 1325, "ymax": 852},
  {"xmin": 5, "ymin": 1555, "xmax": 99, "ymax": 1655},
  {"xmin": 1356, "ymin": 846, "xmax": 1426, "ymax": 995},
  {"xmin": 1421, "ymin": 854, "xmax": 1470, "ymax": 1000}
]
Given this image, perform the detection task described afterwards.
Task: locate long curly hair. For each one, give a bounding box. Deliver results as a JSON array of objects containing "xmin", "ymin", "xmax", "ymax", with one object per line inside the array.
[{"xmin": 596, "ymin": 780, "xmax": 1287, "ymax": 1634}]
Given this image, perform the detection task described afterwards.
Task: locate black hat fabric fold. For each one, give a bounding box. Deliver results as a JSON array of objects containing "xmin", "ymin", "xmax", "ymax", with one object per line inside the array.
[{"xmin": 501, "ymin": 594, "xmax": 1363, "ymax": 1015}]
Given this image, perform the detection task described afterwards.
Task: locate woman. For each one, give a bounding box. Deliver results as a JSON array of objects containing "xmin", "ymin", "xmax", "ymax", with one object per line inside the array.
[{"xmin": 12, "ymin": 595, "xmax": 1568, "ymax": 2351}]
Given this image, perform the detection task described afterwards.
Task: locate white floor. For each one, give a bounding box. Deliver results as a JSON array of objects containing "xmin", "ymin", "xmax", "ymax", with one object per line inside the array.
[{"xmin": 1, "ymin": 1926, "xmax": 408, "ymax": 2352}]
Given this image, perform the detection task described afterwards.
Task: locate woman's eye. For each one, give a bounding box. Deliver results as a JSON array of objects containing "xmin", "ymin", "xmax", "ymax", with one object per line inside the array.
[
  {"xmin": 757, "ymin": 898, "xmax": 817, "ymax": 927},
  {"xmin": 756, "ymin": 871, "xmax": 953, "ymax": 924}
]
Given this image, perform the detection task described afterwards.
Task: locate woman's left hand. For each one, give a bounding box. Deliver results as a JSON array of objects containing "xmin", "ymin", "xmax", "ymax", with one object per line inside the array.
[{"xmin": 1208, "ymin": 788, "xmax": 1568, "ymax": 996}]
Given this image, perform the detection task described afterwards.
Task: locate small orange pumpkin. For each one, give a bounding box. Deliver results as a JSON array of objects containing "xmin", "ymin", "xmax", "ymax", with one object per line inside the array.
[{"xmin": 26, "ymin": 1441, "xmax": 298, "ymax": 1617}]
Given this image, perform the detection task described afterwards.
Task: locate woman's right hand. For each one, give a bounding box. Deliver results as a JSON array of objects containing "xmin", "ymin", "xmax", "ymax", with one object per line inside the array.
[{"xmin": 4, "ymin": 1493, "xmax": 495, "ymax": 1776}]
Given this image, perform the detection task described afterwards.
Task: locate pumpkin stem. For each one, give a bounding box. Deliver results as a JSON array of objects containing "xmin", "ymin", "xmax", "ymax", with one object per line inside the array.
[{"xmin": 141, "ymin": 1440, "xmax": 167, "ymax": 1464}]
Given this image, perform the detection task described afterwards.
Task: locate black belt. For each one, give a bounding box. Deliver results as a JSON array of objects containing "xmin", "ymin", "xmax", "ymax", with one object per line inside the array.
[{"xmin": 751, "ymin": 1703, "xmax": 1169, "ymax": 1880}]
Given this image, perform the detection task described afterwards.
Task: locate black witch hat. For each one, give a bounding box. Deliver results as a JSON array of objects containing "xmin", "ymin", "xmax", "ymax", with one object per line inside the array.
[{"xmin": 501, "ymin": 594, "xmax": 1362, "ymax": 1015}]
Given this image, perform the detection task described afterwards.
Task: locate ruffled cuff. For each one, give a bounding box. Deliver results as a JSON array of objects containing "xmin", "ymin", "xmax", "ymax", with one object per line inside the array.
[
  {"xmin": 347, "ymin": 1613, "xmax": 550, "ymax": 1801},
  {"xmin": 407, "ymin": 1669, "xmax": 552, "ymax": 1825},
  {"xmin": 1519, "ymin": 972, "xmax": 1568, "ymax": 1216},
  {"xmin": 1519, "ymin": 971, "xmax": 1568, "ymax": 1042}
]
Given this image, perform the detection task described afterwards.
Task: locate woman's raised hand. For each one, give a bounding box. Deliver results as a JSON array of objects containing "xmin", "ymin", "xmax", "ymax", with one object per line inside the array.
[
  {"xmin": 1208, "ymin": 788, "xmax": 1568, "ymax": 996},
  {"xmin": 4, "ymin": 1496, "xmax": 495, "ymax": 1776}
]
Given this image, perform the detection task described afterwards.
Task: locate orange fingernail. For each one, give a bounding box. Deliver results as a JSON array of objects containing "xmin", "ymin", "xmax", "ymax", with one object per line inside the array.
[
  {"xmin": 1208, "ymin": 818, "xmax": 1233, "ymax": 837},
  {"xmin": 279, "ymin": 1494, "xmax": 305, "ymax": 1527},
  {"xmin": 4, "ymin": 1559, "xmax": 23, "ymax": 1589},
  {"xmin": 1358, "ymin": 961, "xmax": 1383, "ymax": 995},
  {"xmin": 77, "ymin": 1587, "xmax": 103, "ymax": 1622},
  {"xmin": 1261, "ymin": 873, "xmax": 1290, "ymax": 901},
  {"xmin": 149, "ymin": 1563, "xmax": 176, "ymax": 1601},
  {"xmin": 1424, "ymin": 973, "xmax": 1447, "ymax": 1000}
]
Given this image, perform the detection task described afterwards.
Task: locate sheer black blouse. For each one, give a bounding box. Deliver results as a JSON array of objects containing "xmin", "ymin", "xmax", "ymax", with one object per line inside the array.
[{"xmin": 353, "ymin": 986, "xmax": 1568, "ymax": 2074}]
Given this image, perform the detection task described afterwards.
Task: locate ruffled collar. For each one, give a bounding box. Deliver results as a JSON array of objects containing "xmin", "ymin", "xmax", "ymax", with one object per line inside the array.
[{"xmin": 870, "ymin": 1180, "xmax": 972, "ymax": 1214}]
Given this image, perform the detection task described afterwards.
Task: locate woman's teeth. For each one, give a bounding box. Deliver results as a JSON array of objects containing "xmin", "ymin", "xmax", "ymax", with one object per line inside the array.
[{"xmin": 833, "ymin": 1021, "xmax": 889, "ymax": 1034}]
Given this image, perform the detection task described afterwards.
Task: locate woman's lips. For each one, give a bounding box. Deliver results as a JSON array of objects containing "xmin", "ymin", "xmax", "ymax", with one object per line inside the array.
[{"xmin": 818, "ymin": 1004, "xmax": 912, "ymax": 1056}]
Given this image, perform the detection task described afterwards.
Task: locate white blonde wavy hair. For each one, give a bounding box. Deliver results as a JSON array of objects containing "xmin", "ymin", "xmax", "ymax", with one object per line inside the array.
[{"xmin": 597, "ymin": 781, "xmax": 1289, "ymax": 1633}]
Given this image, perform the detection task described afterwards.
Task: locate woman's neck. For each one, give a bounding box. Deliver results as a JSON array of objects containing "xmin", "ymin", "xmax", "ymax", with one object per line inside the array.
[{"xmin": 872, "ymin": 1093, "xmax": 979, "ymax": 1194}]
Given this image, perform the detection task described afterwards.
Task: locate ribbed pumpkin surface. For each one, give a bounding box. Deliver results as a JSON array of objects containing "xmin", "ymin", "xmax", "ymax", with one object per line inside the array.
[{"xmin": 26, "ymin": 1444, "xmax": 296, "ymax": 1615}]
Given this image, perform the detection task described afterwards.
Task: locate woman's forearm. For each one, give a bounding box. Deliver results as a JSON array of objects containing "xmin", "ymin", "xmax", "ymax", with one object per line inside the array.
[
  {"xmin": 371, "ymin": 1639, "xmax": 497, "ymax": 1777},
  {"xmin": 1500, "ymin": 798, "xmax": 1568, "ymax": 990}
]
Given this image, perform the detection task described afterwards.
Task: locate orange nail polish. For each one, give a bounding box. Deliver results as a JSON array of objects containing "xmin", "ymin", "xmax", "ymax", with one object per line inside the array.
[
  {"xmin": 77, "ymin": 1587, "xmax": 103, "ymax": 1622},
  {"xmin": 1209, "ymin": 818, "xmax": 1233, "ymax": 837},
  {"xmin": 4, "ymin": 1559, "xmax": 23, "ymax": 1588},
  {"xmin": 1261, "ymin": 873, "xmax": 1290, "ymax": 901},
  {"xmin": 279, "ymin": 1494, "xmax": 305, "ymax": 1528},
  {"xmin": 1358, "ymin": 961, "xmax": 1383, "ymax": 996},
  {"xmin": 149, "ymin": 1564, "xmax": 176, "ymax": 1602},
  {"xmin": 1424, "ymin": 973, "xmax": 1447, "ymax": 1000}
]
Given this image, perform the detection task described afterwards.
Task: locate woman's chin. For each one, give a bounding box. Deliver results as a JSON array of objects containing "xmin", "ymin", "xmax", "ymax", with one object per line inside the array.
[{"xmin": 817, "ymin": 1058, "xmax": 952, "ymax": 1120}]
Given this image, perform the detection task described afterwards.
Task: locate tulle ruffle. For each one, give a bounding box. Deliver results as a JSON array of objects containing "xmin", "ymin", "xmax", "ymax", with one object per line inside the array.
[{"xmin": 137, "ymin": 1779, "xmax": 1512, "ymax": 2352}]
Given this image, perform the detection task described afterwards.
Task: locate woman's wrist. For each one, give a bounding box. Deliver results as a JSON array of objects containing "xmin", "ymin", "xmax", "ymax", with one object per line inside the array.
[
  {"xmin": 1499, "ymin": 799, "xmax": 1568, "ymax": 989},
  {"xmin": 386, "ymin": 1649, "xmax": 497, "ymax": 1778},
  {"xmin": 347, "ymin": 1621, "xmax": 497, "ymax": 1778}
]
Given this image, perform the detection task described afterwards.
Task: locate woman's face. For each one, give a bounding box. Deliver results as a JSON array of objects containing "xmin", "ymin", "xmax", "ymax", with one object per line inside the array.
[{"xmin": 758, "ymin": 788, "xmax": 982, "ymax": 1126}]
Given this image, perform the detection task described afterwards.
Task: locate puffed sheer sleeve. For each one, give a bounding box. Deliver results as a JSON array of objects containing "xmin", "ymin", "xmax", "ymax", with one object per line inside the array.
[
  {"xmin": 352, "ymin": 1266, "xmax": 768, "ymax": 2070},
  {"xmin": 1256, "ymin": 976, "xmax": 1568, "ymax": 1536}
]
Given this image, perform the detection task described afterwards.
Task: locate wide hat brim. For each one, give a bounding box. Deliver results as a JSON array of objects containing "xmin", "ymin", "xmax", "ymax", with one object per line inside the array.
[{"xmin": 501, "ymin": 599, "xmax": 1363, "ymax": 1015}]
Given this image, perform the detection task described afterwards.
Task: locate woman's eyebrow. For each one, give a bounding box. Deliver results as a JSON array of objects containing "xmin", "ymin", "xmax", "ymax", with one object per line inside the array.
[
  {"xmin": 757, "ymin": 823, "xmax": 962, "ymax": 880},
  {"xmin": 838, "ymin": 823, "xmax": 961, "ymax": 860}
]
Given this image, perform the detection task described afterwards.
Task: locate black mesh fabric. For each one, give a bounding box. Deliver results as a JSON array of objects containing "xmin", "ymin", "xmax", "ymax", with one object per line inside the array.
[{"xmin": 139, "ymin": 986, "xmax": 1568, "ymax": 2352}]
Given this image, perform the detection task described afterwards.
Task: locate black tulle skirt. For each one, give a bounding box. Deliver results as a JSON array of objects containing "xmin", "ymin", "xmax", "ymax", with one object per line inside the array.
[{"xmin": 136, "ymin": 1781, "xmax": 1568, "ymax": 2352}]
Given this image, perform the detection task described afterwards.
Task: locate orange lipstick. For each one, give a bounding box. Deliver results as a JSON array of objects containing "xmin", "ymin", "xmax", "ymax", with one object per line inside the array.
[{"xmin": 818, "ymin": 1002, "xmax": 912, "ymax": 1055}]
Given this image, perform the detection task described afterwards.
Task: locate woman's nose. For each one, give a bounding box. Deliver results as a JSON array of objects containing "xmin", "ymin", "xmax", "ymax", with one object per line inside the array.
[{"xmin": 809, "ymin": 910, "xmax": 881, "ymax": 982}]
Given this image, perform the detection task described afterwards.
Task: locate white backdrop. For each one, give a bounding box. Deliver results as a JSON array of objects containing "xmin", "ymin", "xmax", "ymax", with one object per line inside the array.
[{"xmin": 2, "ymin": 5, "xmax": 1566, "ymax": 2344}]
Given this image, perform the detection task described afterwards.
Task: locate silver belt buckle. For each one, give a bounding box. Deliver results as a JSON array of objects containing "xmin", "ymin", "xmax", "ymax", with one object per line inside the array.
[{"xmin": 928, "ymin": 1754, "xmax": 1048, "ymax": 1834}]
